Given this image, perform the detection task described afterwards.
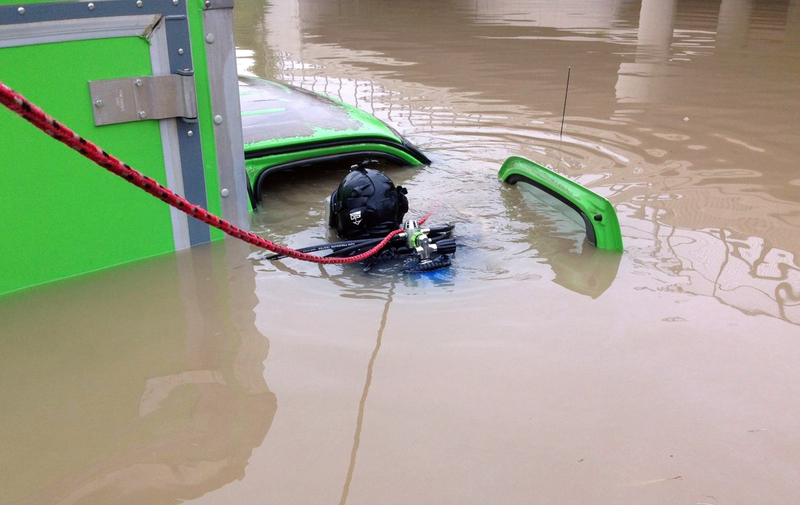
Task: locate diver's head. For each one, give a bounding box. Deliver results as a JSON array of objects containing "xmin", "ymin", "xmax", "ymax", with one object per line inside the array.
[{"xmin": 328, "ymin": 167, "xmax": 408, "ymax": 239}]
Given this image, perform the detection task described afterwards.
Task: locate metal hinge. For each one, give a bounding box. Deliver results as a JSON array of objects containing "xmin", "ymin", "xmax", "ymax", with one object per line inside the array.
[{"xmin": 89, "ymin": 74, "xmax": 197, "ymax": 126}]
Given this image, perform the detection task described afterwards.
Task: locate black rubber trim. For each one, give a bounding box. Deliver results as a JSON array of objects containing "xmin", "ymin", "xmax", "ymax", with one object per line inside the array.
[
  {"xmin": 504, "ymin": 174, "xmax": 597, "ymax": 246},
  {"xmin": 253, "ymin": 151, "xmax": 410, "ymax": 204},
  {"xmin": 244, "ymin": 136, "xmax": 431, "ymax": 165},
  {"xmin": 398, "ymin": 138, "xmax": 431, "ymax": 165},
  {"xmin": 246, "ymin": 175, "xmax": 257, "ymax": 210}
]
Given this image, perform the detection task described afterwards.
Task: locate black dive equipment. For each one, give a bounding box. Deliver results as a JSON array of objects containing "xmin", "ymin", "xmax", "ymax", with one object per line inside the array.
[{"xmin": 266, "ymin": 164, "xmax": 456, "ymax": 272}]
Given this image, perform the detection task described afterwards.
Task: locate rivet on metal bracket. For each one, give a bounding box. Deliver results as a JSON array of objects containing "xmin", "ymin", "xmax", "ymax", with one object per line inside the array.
[
  {"xmin": 94, "ymin": 100, "xmax": 103, "ymax": 108},
  {"xmin": 203, "ymin": 0, "xmax": 234, "ymax": 9},
  {"xmin": 205, "ymin": 33, "xmax": 215, "ymax": 44},
  {"xmin": 136, "ymin": 0, "xmax": 143, "ymax": 7},
  {"xmin": 138, "ymin": 111, "xmax": 147, "ymax": 119},
  {"xmin": 187, "ymin": 130, "xmax": 194, "ymax": 137},
  {"xmin": 221, "ymin": 188, "xmax": 230, "ymax": 198},
  {"xmin": 87, "ymin": 3, "xmax": 95, "ymax": 10},
  {"xmin": 213, "ymin": 115, "xmax": 223, "ymax": 125},
  {"xmin": 178, "ymin": 48, "xmax": 184, "ymax": 55},
  {"xmin": 17, "ymin": 6, "xmax": 25, "ymax": 14}
]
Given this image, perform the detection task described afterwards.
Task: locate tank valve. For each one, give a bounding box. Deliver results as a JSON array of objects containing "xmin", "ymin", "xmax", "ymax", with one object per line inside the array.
[{"xmin": 403, "ymin": 220, "xmax": 437, "ymax": 263}]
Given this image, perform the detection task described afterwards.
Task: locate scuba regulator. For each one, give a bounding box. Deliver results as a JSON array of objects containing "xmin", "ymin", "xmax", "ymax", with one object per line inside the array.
[{"xmin": 401, "ymin": 219, "xmax": 455, "ymax": 271}]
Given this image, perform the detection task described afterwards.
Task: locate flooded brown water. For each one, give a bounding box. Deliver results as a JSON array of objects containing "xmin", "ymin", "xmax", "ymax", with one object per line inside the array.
[{"xmin": 3, "ymin": 0, "xmax": 800, "ymax": 503}]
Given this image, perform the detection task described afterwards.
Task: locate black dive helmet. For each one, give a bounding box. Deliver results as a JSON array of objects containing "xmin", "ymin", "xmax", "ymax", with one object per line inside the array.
[{"xmin": 329, "ymin": 167, "xmax": 409, "ymax": 239}]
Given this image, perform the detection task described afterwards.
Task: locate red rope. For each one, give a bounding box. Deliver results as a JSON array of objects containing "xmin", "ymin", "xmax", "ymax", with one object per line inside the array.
[{"xmin": 0, "ymin": 81, "xmax": 425, "ymax": 264}]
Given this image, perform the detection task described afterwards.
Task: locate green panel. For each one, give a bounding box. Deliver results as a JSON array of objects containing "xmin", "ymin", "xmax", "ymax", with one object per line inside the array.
[
  {"xmin": 0, "ymin": 38, "xmax": 175, "ymax": 295},
  {"xmin": 499, "ymin": 156, "xmax": 624, "ymax": 251},
  {"xmin": 188, "ymin": 0, "xmax": 223, "ymax": 241}
]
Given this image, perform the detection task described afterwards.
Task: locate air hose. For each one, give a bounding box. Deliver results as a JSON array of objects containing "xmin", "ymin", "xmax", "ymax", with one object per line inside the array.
[
  {"xmin": 263, "ymin": 224, "xmax": 455, "ymax": 261},
  {"xmin": 264, "ymin": 224, "xmax": 455, "ymax": 261}
]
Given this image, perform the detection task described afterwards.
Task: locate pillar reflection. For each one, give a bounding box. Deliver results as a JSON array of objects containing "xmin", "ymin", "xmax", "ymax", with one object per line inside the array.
[
  {"xmin": 716, "ymin": 0, "xmax": 754, "ymax": 50},
  {"xmin": 615, "ymin": 0, "xmax": 677, "ymax": 103},
  {"xmin": 0, "ymin": 241, "xmax": 276, "ymax": 504},
  {"xmin": 786, "ymin": 0, "xmax": 800, "ymax": 44}
]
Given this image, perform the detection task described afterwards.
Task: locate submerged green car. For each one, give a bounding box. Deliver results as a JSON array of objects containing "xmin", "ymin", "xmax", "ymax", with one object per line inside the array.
[{"xmin": 239, "ymin": 76, "xmax": 430, "ymax": 208}]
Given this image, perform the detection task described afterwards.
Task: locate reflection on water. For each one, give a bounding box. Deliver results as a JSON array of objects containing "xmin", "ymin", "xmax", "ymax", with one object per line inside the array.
[
  {"xmin": 3, "ymin": 0, "xmax": 800, "ymax": 503},
  {"xmin": 615, "ymin": 0, "xmax": 677, "ymax": 103},
  {"xmin": 717, "ymin": 0, "xmax": 754, "ymax": 49},
  {"xmin": 500, "ymin": 183, "xmax": 622, "ymax": 298},
  {"xmin": 0, "ymin": 241, "xmax": 275, "ymax": 504},
  {"xmin": 338, "ymin": 283, "xmax": 394, "ymax": 505},
  {"xmin": 623, "ymin": 207, "xmax": 800, "ymax": 324}
]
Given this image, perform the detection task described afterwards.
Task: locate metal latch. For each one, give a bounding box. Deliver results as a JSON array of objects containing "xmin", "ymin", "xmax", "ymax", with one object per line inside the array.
[{"xmin": 89, "ymin": 74, "xmax": 197, "ymax": 126}]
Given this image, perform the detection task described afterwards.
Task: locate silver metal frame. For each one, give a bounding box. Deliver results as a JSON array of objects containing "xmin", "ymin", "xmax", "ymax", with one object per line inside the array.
[
  {"xmin": 203, "ymin": 4, "xmax": 249, "ymax": 229},
  {"xmin": 0, "ymin": 14, "xmax": 160, "ymax": 48},
  {"xmin": 150, "ymin": 20, "xmax": 192, "ymax": 250}
]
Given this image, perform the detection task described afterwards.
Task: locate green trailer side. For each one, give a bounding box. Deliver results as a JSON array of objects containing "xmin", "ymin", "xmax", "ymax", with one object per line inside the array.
[{"xmin": 0, "ymin": 0, "xmax": 248, "ymax": 295}]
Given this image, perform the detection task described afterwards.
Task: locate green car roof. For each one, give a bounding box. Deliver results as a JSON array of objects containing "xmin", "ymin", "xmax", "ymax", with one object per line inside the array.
[{"xmin": 240, "ymin": 76, "xmax": 402, "ymax": 153}]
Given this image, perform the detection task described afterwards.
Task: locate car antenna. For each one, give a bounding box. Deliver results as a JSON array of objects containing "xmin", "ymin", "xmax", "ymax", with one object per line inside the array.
[{"xmin": 560, "ymin": 66, "xmax": 571, "ymax": 142}]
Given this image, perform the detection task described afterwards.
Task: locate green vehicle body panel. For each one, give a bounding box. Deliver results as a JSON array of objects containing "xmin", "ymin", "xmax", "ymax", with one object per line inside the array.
[
  {"xmin": 0, "ymin": 0, "xmax": 231, "ymax": 296},
  {"xmin": 240, "ymin": 77, "xmax": 402, "ymax": 153},
  {"xmin": 498, "ymin": 156, "xmax": 624, "ymax": 251}
]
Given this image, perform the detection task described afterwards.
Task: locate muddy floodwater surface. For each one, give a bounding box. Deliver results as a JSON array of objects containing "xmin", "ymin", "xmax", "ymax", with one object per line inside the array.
[{"xmin": 3, "ymin": 0, "xmax": 800, "ymax": 503}]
